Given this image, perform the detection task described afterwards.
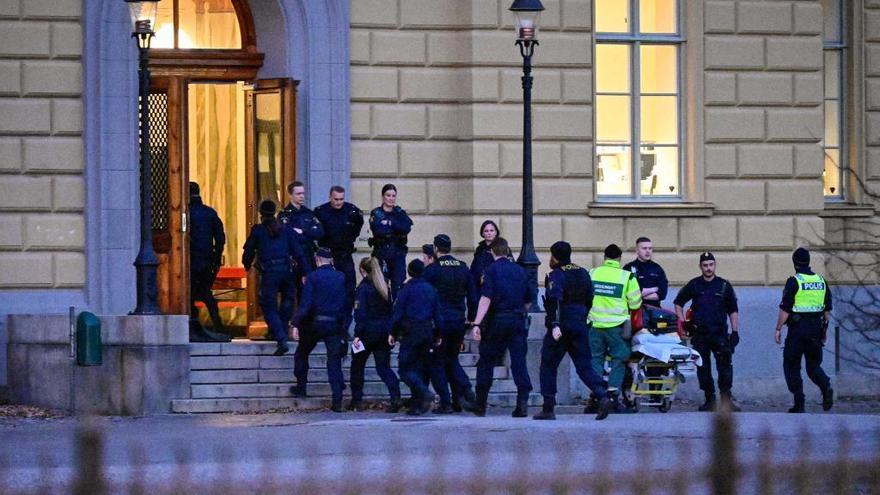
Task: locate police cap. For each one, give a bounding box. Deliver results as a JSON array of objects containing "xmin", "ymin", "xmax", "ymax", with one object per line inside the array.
[{"xmin": 699, "ymin": 252, "xmax": 715, "ymax": 263}]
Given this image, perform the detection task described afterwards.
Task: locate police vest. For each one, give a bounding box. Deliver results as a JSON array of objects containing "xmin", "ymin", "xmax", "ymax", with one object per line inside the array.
[
  {"xmin": 792, "ymin": 273, "xmax": 827, "ymax": 313},
  {"xmin": 589, "ymin": 261, "xmax": 640, "ymax": 329}
]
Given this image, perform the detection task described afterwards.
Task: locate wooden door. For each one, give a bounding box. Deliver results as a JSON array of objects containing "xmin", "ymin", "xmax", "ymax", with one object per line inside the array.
[{"xmin": 244, "ymin": 78, "xmax": 298, "ymax": 339}]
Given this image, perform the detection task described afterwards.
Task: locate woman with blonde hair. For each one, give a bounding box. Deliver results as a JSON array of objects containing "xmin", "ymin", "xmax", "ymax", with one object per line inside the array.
[{"xmin": 348, "ymin": 257, "xmax": 403, "ymax": 412}]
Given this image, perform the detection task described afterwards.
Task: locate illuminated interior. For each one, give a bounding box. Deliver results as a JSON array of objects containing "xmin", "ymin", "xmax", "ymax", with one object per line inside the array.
[
  {"xmin": 822, "ymin": 0, "xmax": 844, "ymax": 198},
  {"xmin": 153, "ymin": 0, "xmax": 242, "ymax": 49},
  {"xmin": 595, "ymin": 1, "xmax": 680, "ymax": 197}
]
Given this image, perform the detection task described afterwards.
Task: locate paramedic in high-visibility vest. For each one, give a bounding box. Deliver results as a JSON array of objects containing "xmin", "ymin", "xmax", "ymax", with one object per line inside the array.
[
  {"xmin": 588, "ymin": 244, "xmax": 642, "ymax": 413},
  {"xmin": 774, "ymin": 247, "xmax": 834, "ymax": 413}
]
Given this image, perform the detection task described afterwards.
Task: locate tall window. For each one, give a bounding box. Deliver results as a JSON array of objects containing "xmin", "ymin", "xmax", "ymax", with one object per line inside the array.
[
  {"xmin": 594, "ymin": 0, "xmax": 682, "ymax": 199},
  {"xmin": 822, "ymin": 0, "xmax": 845, "ymax": 199},
  {"xmin": 153, "ymin": 0, "xmax": 242, "ymax": 49}
]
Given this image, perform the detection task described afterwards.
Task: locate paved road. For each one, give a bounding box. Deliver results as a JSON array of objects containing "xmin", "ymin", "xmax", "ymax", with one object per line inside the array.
[{"xmin": 2, "ymin": 409, "xmax": 879, "ymax": 492}]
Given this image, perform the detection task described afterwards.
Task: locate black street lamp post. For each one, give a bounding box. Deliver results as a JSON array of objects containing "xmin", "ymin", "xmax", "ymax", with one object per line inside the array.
[
  {"xmin": 127, "ymin": 0, "xmax": 161, "ymax": 315},
  {"xmin": 510, "ymin": 0, "xmax": 544, "ymax": 309}
]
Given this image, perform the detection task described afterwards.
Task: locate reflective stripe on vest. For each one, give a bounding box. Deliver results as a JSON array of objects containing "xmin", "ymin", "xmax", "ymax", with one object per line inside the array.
[
  {"xmin": 792, "ymin": 273, "xmax": 827, "ymax": 313},
  {"xmin": 589, "ymin": 265, "xmax": 631, "ymax": 328}
]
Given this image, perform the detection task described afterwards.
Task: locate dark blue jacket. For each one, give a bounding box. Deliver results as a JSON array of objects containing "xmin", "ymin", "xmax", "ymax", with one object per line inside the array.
[
  {"xmin": 314, "ymin": 201, "xmax": 364, "ymax": 255},
  {"xmin": 544, "ymin": 263, "xmax": 593, "ymax": 329},
  {"xmin": 674, "ymin": 276, "xmax": 738, "ymax": 332},
  {"xmin": 390, "ymin": 277, "xmax": 440, "ymax": 338},
  {"xmin": 241, "ymin": 223, "xmax": 305, "ymax": 274},
  {"xmin": 189, "ymin": 197, "xmax": 225, "ymax": 271},
  {"xmin": 369, "ymin": 206, "xmax": 412, "ymax": 252},
  {"xmin": 470, "ymin": 241, "xmax": 513, "ymax": 290},
  {"xmin": 293, "ymin": 264, "xmax": 346, "ymax": 327},
  {"xmin": 424, "ymin": 254, "xmax": 478, "ymax": 322},
  {"xmin": 481, "ymin": 257, "xmax": 533, "ymax": 317},
  {"xmin": 353, "ymin": 279, "xmax": 392, "ymax": 338},
  {"xmin": 623, "ymin": 258, "xmax": 668, "ymax": 307},
  {"xmin": 279, "ymin": 203, "xmax": 324, "ymax": 259}
]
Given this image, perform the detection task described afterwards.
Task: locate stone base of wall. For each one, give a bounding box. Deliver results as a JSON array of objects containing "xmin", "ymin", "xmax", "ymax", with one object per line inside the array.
[{"xmin": 6, "ymin": 314, "xmax": 190, "ymax": 415}]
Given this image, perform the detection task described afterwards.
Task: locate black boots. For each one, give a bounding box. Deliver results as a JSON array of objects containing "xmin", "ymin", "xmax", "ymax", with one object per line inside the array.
[
  {"xmin": 788, "ymin": 393, "xmax": 805, "ymax": 413},
  {"xmin": 456, "ymin": 388, "xmax": 477, "ymax": 413},
  {"xmin": 433, "ymin": 403, "xmax": 454, "ymax": 415},
  {"xmin": 347, "ymin": 400, "xmax": 366, "ymax": 412},
  {"xmin": 583, "ymin": 393, "xmax": 599, "ymax": 414},
  {"xmin": 822, "ymin": 387, "xmax": 834, "ymax": 411},
  {"xmin": 512, "ymin": 395, "xmax": 529, "ymax": 418},
  {"xmin": 290, "ymin": 384, "xmax": 308, "ymax": 398},
  {"xmin": 720, "ymin": 392, "xmax": 741, "ymax": 412},
  {"xmin": 595, "ymin": 395, "xmax": 612, "ymax": 421},
  {"xmin": 466, "ymin": 386, "xmax": 489, "ymax": 417},
  {"xmin": 330, "ymin": 400, "xmax": 344, "ymax": 413},
  {"xmin": 698, "ymin": 393, "xmax": 716, "ymax": 412},
  {"xmin": 386, "ymin": 397, "xmax": 404, "ymax": 413},
  {"xmin": 533, "ymin": 397, "xmax": 556, "ymax": 420}
]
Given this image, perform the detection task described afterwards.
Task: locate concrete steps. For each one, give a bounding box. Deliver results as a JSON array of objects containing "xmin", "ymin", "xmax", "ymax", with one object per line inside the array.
[{"xmin": 173, "ymin": 340, "xmax": 534, "ymax": 414}]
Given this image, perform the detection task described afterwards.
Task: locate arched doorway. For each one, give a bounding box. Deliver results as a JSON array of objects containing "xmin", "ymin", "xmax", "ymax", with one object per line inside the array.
[{"xmin": 147, "ymin": 0, "xmax": 297, "ymax": 337}]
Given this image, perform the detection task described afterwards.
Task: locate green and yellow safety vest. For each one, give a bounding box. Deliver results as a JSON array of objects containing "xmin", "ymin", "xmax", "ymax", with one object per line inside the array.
[
  {"xmin": 792, "ymin": 273, "xmax": 827, "ymax": 313},
  {"xmin": 589, "ymin": 260, "xmax": 643, "ymax": 329}
]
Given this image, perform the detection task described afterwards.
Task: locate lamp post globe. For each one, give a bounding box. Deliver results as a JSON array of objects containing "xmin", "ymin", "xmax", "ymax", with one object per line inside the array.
[
  {"xmin": 509, "ymin": 0, "xmax": 543, "ymax": 309},
  {"xmin": 127, "ymin": 0, "xmax": 162, "ymax": 315}
]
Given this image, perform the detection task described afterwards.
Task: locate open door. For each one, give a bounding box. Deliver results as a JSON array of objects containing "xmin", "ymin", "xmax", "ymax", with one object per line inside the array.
[{"xmin": 244, "ymin": 78, "xmax": 298, "ymax": 339}]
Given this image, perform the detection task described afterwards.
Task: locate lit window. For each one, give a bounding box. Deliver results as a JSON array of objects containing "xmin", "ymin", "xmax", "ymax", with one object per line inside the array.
[
  {"xmin": 822, "ymin": 0, "xmax": 845, "ymax": 199},
  {"xmin": 153, "ymin": 0, "xmax": 242, "ymax": 50},
  {"xmin": 594, "ymin": 0, "xmax": 682, "ymax": 199}
]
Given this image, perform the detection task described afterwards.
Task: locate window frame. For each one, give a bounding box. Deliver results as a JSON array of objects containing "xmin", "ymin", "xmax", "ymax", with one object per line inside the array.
[
  {"xmin": 593, "ymin": 0, "xmax": 686, "ymax": 202},
  {"xmin": 823, "ymin": 0, "xmax": 847, "ymax": 202}
]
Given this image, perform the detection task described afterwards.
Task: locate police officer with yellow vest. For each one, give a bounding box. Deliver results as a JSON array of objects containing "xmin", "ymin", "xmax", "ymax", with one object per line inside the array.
[
  {"xmin": 588, "ymin": 244, "xmax": 642, "ymax": 412},
  {"xmin": 774, "ymin": 247, "xmax": 834, "ymax": 413}
]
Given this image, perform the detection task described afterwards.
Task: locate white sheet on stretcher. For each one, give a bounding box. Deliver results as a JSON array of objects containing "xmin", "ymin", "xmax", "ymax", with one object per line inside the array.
[{"xmin": 631, "ymin": 330, "xmax": 703, "ymax": 367}]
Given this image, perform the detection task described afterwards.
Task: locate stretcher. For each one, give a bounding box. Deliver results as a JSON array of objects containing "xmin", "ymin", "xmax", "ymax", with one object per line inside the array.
[{"xmin": 625, "ymin": 307, "xmax": 702, "ymax": 413}]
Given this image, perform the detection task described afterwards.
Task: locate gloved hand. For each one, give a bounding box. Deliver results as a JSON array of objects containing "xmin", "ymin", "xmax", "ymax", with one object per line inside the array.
[{"xmin": 729, "ymin": 331, "xmax": 740, "ymax": 349}]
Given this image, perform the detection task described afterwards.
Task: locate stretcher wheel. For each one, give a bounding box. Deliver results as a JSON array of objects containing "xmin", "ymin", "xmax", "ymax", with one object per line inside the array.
[{"xmin": 657, "ymin": 398, "xmax": 672, "ymax": 413}]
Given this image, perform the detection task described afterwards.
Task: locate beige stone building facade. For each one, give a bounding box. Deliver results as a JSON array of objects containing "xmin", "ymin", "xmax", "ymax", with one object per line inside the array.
[{"xmin": 0, "ymin": 0, "xmax": 878, "ymax": 392}]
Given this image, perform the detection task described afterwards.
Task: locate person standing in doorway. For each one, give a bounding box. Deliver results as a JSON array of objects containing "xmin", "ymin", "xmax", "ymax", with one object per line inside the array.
[{"xmin": 188, "ymin": 181, "xmax": 229, "ymax": 342}]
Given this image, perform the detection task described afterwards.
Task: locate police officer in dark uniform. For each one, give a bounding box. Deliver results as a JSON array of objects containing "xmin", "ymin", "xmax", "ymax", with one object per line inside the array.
[
  {"xmin": 242, "ymin": 200, "xmax": 307, "ymax": 356},
  {"xmin": 349, "ymin": 257, "xmax": 403, "ymax": 413},
  {"xmin": 390, "ymin": 259, "xmax": 441, "ymax": 416},
  {"xmin": 188, "ymin": 182, "xmax": 229, "ymax": 342},
  {"xmin": 314, "ymin": 185, "xmax": 364, "ymax": 327},
  {"xmin": 534, "ymin": 241, "xmax": 611, "ymax": 421},
  {"xmin": 470, "ymin": 219, "xmax": 512, "ymax": 291},
  {"xmin": 369, "ymin": 183, "xmax": 413, "ymax": 294},
  {"xmin": 421, "ymin": 244, "xmax": 435, "ymax": 266},
  {"xmin": 774, "ymin": 247, "xmax": 834, "ymax": 413},
  {"xmin": 623, "ymin": 237, "xmax": 668, "ymax": 308},
  {"xmin": 290, "ymin": 247, "xmax": 348, "ymax": 412},
  {"xmin": 674, "ymin": 252, "xmax": 741, "ymax": 412},
  {"xmin": 279, "ymin": 180, "xmax": 324, "ymax": 270},
  {"xmin": 468, "ymin": 237, "xmax": 535, "ymax": 417},
  {"xmin": 423, "ymin": 234, "xmax": 479, "ymax": 413}
]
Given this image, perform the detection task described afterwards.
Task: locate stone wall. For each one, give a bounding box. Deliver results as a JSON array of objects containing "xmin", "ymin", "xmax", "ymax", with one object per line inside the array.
[
  {"xmin": 349, "ymin": 0, "xmax": 840, "ymax": 286},
  {"xmin": 0, "ymin": 0, "xmax": 85, "ymax": 289}
]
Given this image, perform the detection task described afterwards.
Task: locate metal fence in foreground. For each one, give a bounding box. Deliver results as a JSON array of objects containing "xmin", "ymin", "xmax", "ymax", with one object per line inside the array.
[{"xmin": 2, "ymin": 410, "xmax": 879, "ymax": 495}]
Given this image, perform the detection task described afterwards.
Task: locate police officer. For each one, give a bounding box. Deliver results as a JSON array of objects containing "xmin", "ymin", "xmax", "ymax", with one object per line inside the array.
[
  {"xmin": 468, "ymin": 237, "xmax": 534, "ymax": 418},
  {"xmin": 534, "ymin": 241, "xmax": 612, "ymax": 421},
  {"xmin": 242, "ymin": 200, "xmax": 307, "ymax": 356},
  {"xmin": 588, "ymin": 244, "xmax": 642, "ymax": 413},
  {"xmin": 774, "ymin": 247, "xmax": 834, "ymax": 413},
  {"xmin": 674, "ymin": 252, "xmax": 740, "ymax": 412},
  {"xmin": 369, "ymin": 184, "xmax": 413, "ymax": 294},
  {"xmin": 279, "ymin": 180, "xmax": 324, "ymax": 270},
  {"xmin": 389, "ymin": 259, "xmax": 441, "ymax": 416},
  {"xmin": 423, "ymin": 234, "xmax": 479, "ymax": 413},
  {"xmin": 188, "ymin": 181, "xmax": 229, "ymax": 342},
  {"xmin": 290, "ymin": 248, "xmax": 348, "ymax": 412},
  {"xmin": 314, "ymin": 185, "xmax": 364, "ymax": 327},
  {"xmin": 421, "ymin": 244, "xmax": 435, "ymax": 266},
  {"xmin": 349, "ymin": 257, "xmax": 403, "ymax": 413},
  {"xmin": 470, "ymin": 220, "xmax": 512, "ymax": 291},
  {"xmin": 623, "ymin": 237, "xmax": 668, "ymax": 308}
]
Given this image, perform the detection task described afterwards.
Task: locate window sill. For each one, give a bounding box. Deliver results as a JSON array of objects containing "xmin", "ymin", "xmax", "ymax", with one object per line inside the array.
[
  {"xmin": 586, "ymin": 202, "xmax": 715, "ymax": 217},
  {"xmin": 818, "ymin": 204, "xmax": 877, "ymax": 218}
]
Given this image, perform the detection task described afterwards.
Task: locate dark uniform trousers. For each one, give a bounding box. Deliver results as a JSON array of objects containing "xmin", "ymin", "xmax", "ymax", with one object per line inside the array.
[
  {"xmin": 191, "ymin": 266, "xmax": 224, "ymax": 332},
  {"xmin": 333, "ymin": 253, "xmax": 357, "ymax": 325},
  {"xmin": 783, "ymin": 315, "xmax": 830, "ymax": 403},
  {"xmin": 540, "ymin": 319, "xmax": 606, "ymax": 399},
  {"xmin": 435, "ymin": 320, "xmax": 472, "ymax": 401},
  {"xmin": 293, "ymin": 318, "xmax": 347, "ymax": 402},
  {"xmin": 376, "ymin": 246, "xmax": 407, "ymax": 294},
  {"xmin": 350, "ymin": 330, "xmax": 401, "ymax": 402},
  {"xmin": 691, "ymin": 329, "xmax": 733, "ymax": 396},
  {"xmin": 259, "ymin": 270, "xmax": 295, "ymax": 346},
  {"xmin": 397, "ymin": 322, "xmax": 434, "ymax": 399},
  {"xmin": 477, "ymin": 314, "xmax": 532, "ymax": 399}
]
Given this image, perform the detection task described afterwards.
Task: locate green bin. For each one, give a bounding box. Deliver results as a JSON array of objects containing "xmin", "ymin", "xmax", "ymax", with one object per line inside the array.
[{"xmin": 76, "ymin": 312, "xmax": 102, "ymax": 366}]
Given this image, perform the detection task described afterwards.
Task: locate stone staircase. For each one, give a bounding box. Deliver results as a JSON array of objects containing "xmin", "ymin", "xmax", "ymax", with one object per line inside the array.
[{"xmin": 171, "ymin": 340, "xmax": 542, "ymax": 413}]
